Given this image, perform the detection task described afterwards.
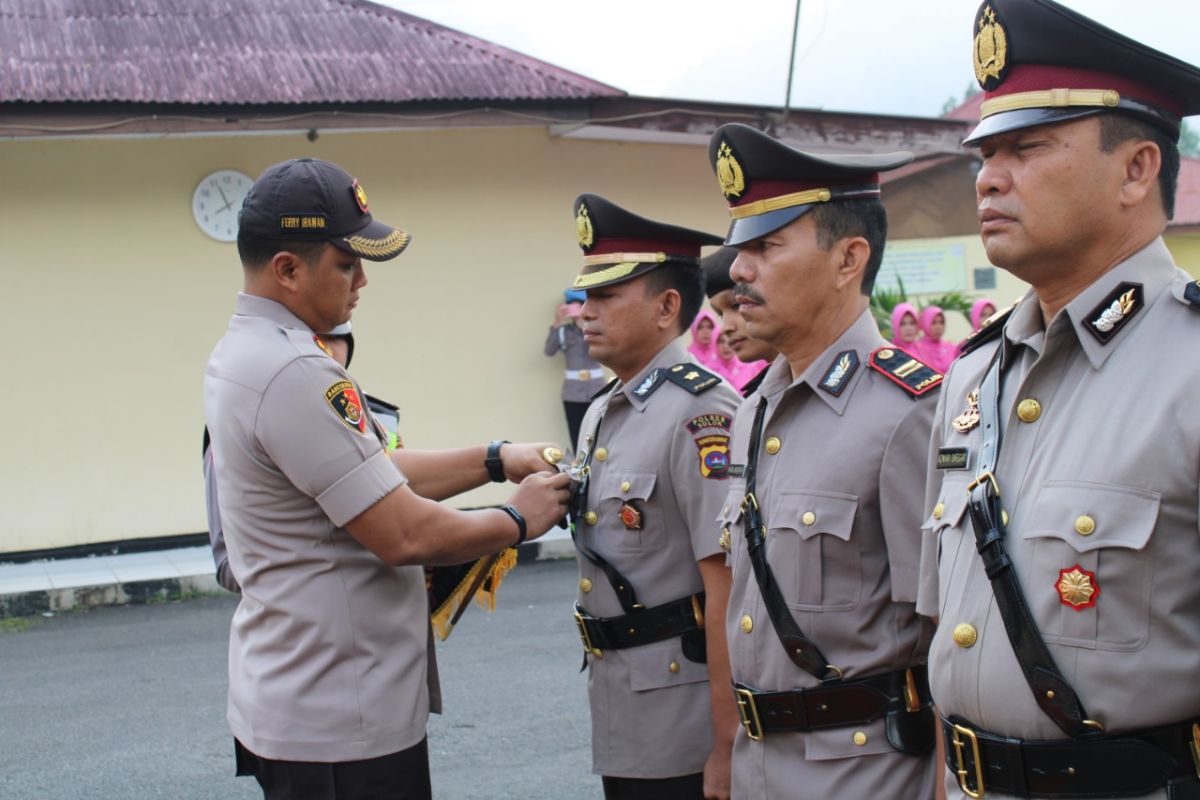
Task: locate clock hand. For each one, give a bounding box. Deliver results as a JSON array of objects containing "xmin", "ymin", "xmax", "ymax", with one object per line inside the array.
[{"xmin": 216, "ymin": 185, "xmax": 233, "ymax": 212}]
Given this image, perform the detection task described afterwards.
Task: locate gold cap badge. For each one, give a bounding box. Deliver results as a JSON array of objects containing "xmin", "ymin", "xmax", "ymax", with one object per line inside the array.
[
  {"xmin": 715, "ymin": 141, "xmax": 745, "ymax": 200},
  {"xmin": 351, "ymin": 179, "xmax": 370, "ymax": 214},
  {"xmin": 974, "ymin": 5, "xmax": 1008, "ymax": 88},
  {"xmin": 576, "ymin": 203, "xmax": 595, "ymax": 249}
]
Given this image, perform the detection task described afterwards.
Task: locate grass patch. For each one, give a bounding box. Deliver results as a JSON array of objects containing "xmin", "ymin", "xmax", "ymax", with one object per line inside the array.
[{"xmin": 0, "ymin": 616, "xmax": 37, "ymax": 633}]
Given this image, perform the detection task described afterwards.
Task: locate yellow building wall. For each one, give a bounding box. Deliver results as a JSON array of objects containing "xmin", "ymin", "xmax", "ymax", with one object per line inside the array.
[
  {"xmin": 0, "ymin": 125, "xmax": 738, "ymax": 553},
  {"xmin": 1165, "ymin": 232, "xmax": 1200, "ymax": 277}
]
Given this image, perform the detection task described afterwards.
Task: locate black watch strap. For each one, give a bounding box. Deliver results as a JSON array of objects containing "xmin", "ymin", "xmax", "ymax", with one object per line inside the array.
[
  {"xmin": 500, "ymin": 505, "xmax": 527, "ymax": 546},
  {"xmin": 485, "ymin": 440, "xmax": 510, "ymax": 483}
]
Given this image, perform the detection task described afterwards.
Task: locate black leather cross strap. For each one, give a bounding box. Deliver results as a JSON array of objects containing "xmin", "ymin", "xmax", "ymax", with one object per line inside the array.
[
  {"xmin": 574, "ymin": 593, "xmax": 705, "ymax": 652},
  {"xmin": 733, "ymin": 665, "xmax": 931, "ymax": 739},
  {"xmin": 569, "ymin": 401, "xmax": 643, "ymax": 614},
  {"xmin": 741, "ymin": 397, "xmax": 833, "ymax": 679},
  {"xmin": 966, "ymin": 348, "xmax": 1097, "ymax": 738},
  {"xmin": 943, "ymin": 715, "xmax": 1200, "ymax": 799}
]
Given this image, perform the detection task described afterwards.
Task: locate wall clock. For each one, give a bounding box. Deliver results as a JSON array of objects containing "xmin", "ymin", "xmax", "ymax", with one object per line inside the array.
[{"xmin": 192, "ymin": 169, "xmax": 254, "ymax": 242}]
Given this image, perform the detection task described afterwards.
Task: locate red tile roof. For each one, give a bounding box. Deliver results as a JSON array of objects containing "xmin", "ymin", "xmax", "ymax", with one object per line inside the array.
[
  {"xmin": 0, "ymin": 0, "xmax": 624, "ymax": 105},
  {"xmin": 1174, "ymin": 158, "xmax": 1200, "ymax": 227}
]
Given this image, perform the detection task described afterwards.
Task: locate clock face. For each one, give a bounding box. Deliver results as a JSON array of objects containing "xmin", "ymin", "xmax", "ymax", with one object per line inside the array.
[{"xmin": 192, "ymin": 170, "xmax": 254, "ymax": 242}]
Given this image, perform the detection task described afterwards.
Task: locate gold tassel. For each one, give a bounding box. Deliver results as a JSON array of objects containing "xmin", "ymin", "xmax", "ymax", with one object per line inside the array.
[{"xmin": 429, "ymin": 547, "xmax": 519, "ymax": 641}]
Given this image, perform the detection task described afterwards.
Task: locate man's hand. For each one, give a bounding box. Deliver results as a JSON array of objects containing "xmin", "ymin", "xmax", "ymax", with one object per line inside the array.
[
  {"xmin": 552, "ymin": 303, "xmax": 570, "ymax": 327},
  {"xmin": 500, "ymin": 442, "xmax": 564, "ymax": 482},
  {"xmin": 703, "ymin": 747, "xmax": 731, "ymax": 800},
  {"xmin": 507, "ymin": 472, "xmax": 572, "ymax": 540}
]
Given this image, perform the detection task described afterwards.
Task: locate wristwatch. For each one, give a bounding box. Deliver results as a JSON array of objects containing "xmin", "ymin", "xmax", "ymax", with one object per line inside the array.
[
  {"xmin": 500, "ymin": 504, "xmax": 527, "ymax": 547},
  {"xmin": 486, "ymin": 440, "xmax": 510, "ymax": 483}
]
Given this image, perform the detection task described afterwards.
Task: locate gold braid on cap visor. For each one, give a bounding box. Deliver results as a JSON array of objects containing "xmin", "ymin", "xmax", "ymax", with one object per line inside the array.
[
  {"xmin": 343, "ymin": 229, "xmax": 411, "ymax": 258},
  {"xmin": 572, "ymin": 253, "xmax": 674, "ymax": 289},
  {"xmin": 980, "ymin": 88, "xmax": 1121, "ymax": 118},
  {"xmin": 728, "ymin": 186, "xmax": 880, "ymax": 219}
]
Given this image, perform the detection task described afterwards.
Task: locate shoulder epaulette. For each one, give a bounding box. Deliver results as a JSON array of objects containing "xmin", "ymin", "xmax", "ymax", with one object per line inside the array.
[
  {"xmin": 868, "ymin": 348, "xmax": 942, "ymax": 398},
  {"xmin": 959, "ymin": 302, "xmax": 1016, "ymax": 356},
  {"xmin": 1182, "ymin": 280, "xmax": 1200, "ymax": 311},
  {"xmin": 592, "ymin": 377, "xmax": 619, "ymax": 401},
  {"xmin": 663, "ymin": 363, "xmax": 722, "ymax": 394}
]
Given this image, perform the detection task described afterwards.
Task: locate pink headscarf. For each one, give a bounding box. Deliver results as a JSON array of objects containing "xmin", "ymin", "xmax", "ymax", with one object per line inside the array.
[
  {"xmin": 710, "ymin": 350, "xmax": 770, "ymax": 392},
  {"xmin": 912, "ymin": 305, "xmax": 959, "ymax": 373},
  {"xmin": 688, "ymin": 309, "xmax": 720, "ymax": 368},
  {"xmin": 969, "ymin": 298, "xmax": 997, "ymax": 331},
  {"xmin": 889, "ymin": 302, "xmax": 920, "ymax": 355}
]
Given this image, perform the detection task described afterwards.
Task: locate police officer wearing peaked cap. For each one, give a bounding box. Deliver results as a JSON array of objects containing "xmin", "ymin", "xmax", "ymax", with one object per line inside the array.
[
  {"xmin": 708, "ymin": 123, "xmax": 942, "ymax": 799},
  {"xmin": 205, "ymin": 157, "xmax": 572, "ymax": 800},
  {"xmin": 916, "ymin": 2, "xmax": 1200, "ymax": 798},
  {"xmin": 566, "ymin": 193, "xmax": 742, "ymax": 799}
]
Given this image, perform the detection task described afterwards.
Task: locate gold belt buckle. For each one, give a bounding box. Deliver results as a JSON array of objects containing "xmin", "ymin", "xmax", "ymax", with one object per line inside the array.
[
  {"xmin": 573, "ymin": 609, "xmax": 602, "ymax": 659},
  {"xmin": 950, "ymin": 723, "xmax": 986, "ymax": 799},
  {"xmin": 966, "ymin": 471, "xmax": 1000, "ymax": 497},
  {"xmin": 734, "ymin": 687, "xmax": 764, "ymax": 742},
  {"xmin": 577, "ymin": 369, "xmax": 592, "ymax": 381}
]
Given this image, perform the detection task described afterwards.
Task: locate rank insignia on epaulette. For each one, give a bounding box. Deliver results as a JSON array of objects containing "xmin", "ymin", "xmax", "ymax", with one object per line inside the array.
[
  {"xmin": 1184, "ymin": 281, "xmax": 1200, "ymax": 309},
  {"xmin": 664, "ymin": 363, "xmax": 721, "ymax": 394},
  {"xmin": 1085, "ymin": 282, "xmax": 1144, "ymax": 344},
  {"xmin": 633, "ymin": 369, "xmax": 662, "ymax": 398},
  {"xmin": 696, "ymin": 434, "xmax": 731, "ymax": 479},
  {"xmin": 868, "ymin": 348, "xmax": 942, "ymax": 397},
  {"xmin": 818, "ymin": 350, "xmax": 859, "ymax": 396},
  {"xmin": 1056, "ymin": 565, "xmax": 1099, "ymax": 610}
]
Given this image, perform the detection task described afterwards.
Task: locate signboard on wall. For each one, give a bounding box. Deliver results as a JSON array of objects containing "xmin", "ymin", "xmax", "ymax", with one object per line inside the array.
[{"xmin": 875, "ymin": 238, "xmax": 967, "ymax": 294}]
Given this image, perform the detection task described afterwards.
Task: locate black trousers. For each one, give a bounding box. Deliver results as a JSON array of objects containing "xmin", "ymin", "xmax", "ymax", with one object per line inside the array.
[
  {"xmin": 564, "ymin": 400, "xmax": 590, "ymax": 447},
  {"xmin": 235, "ymin": 738, "xmax": 432, "ymax": 800},
  {"xmin": 601, "ymin": 772, "xmax": 704, "ymax": 800}
]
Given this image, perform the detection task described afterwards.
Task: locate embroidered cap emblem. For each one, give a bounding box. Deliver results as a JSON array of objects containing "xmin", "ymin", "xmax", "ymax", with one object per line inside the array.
[
  {"xmin": 1056, "ymin": 565, "xmax": 1099, "ymax": 610},
  {"xmin": 576, "ymin": 203, "xmax": 595, "ymax": 249},
  {"xmin": 351, "ymin": 179, "xmax": 370, "ymax": 214},
  {"xmin": 973, "ymin": 5, "xmax": 1008, "ymax": 89},
  {"xmin": 715, "ymin": 141, "xmax": 746, "ymax": 200},
  {"xmin": 952, "ymin": 389, "xmax": 981, "ymax": 433}
]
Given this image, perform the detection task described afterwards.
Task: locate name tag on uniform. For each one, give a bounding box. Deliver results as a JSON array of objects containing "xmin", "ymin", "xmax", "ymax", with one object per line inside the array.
[
  {"xmin": 937, "ymin": 447, "xmax": 969, "ymax": 470},
  {"xmin": 728, "ymin": 464, "xmax": 746, "ymax": 478}
]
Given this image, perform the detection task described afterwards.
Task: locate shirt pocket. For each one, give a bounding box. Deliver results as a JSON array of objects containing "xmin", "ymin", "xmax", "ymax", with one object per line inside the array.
[
  {"xmin": 767, "ymin": 490, "xmax": 860, "ymax": 611},
  {"xmin": 803, "ymin": 717, "xmax": 893, "ymax": 761},
  {"xmin": 626, "ymin": 638, "xmax": 710, "ymax": 692},
  {"xmin": 927, "ymin": 475, "xmax": 973, "ymax": 618},
  {"xmin": 1020, "ymin": 481, "xmax": 1159, "ymax": 652},
  {"xmin": 597, "ymin": 468, "xmax": 663, "ymax": 552}
]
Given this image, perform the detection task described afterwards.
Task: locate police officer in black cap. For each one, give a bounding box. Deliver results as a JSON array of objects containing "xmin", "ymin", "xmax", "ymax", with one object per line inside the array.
[
  {"xmin": 916, "ymin": 2, "xmax": 1200, "ymax": 798},
  {"xmin": 710, "ymin": 122, "xmax": 941, "ymax": 800}
]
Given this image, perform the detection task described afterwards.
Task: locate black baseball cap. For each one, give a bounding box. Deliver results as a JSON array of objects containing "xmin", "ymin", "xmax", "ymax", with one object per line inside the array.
[
  {"xmin": 571, "ymin": 193, "xmax": 723, "ymax": 290},
  {"xmin": 963, "ymin": 0, "xmax": 1200, "ymax": 145},
  {"xmin": 708, "ymin": 124, "xmax": 913, "ymax": 246},
  {"xmin": 239, "ymin": 158, "xmax": 411, "ymax": 261}
]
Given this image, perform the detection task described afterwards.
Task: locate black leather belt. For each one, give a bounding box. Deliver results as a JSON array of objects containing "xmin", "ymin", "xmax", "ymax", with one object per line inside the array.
[
  {"xmin": 943, "ymin": 715, "xmax": 1200, "ymax": 799},
  {"xmin": 733, "ymin": 665, "xmax": 931, "ymax": 741},
  {"xmin": 573, "ymin": 593, "xmax": 704, "ymax": 657}
]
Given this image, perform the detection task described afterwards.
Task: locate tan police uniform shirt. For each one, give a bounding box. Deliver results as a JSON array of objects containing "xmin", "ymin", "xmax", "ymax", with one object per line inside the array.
[
  {"xmin": 545, "ymin": 322, "xmax": 608, "ymax": 402},
  {"xmin": 573, "ymin": 339, "xmax": 740, "ymax": 779},
  {"xmin": 723, "ymin": 309, "xmax": 938, "ymax": 800},
  {"xmin": 205, "ymin": 293, "xmax": 437, "ymax": 763},
  {"xmin": 918, "ymin": 239, "xmax": 1200, "ymax": 800}
]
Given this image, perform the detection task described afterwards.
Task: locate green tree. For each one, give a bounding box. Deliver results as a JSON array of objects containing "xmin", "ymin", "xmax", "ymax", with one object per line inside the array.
[
  {"xmin": 941, "ymin": 82, "xmax": 981, "ymax": 115},
  {"xmin": 1180, "ymin": 121, "xmax": 1199, "ymax": 158}
]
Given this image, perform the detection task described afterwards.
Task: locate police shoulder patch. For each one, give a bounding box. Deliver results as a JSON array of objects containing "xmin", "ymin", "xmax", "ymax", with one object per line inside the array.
[
  {"xmin": 326, "ymin": 380, "xmax": 367, "ymax": 433},
  {"xmin": 695, "ymin": 434, "xmax": 731, "ymax": 480},
  {"xmin": 868, "ymin": 348, "xmax": 942, "ymax": 398},
  {"xmin": 664, "ymin": 363, "xmax": 721, "ymax": 394},
  {"xmin": 959, "ymin": 302, "xmax": 1016, "ymax": 357}
]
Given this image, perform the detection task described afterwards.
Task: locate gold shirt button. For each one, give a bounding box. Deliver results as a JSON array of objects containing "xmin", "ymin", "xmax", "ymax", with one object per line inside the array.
[
  {"xmin": 668, "ymin": 661, "xmax": 680, "ymax": 674},
  {"xmin": 740, "ymin": 615, "xmax": 754, "ymax": 633},
  {"xmin": 718, "ymin": 528, "xmax": 731, "ymax": 552},
  {"xmin": 953, "ymin": 623, "xmax": 978, "ymax": 648},
  {"xmin": 853, "ymin": 731, "xmax": 868, "ymax": 746},
  {"xmin": 579, "ymin": 578, "xmax": 592, "ymax": 593},
  {"xmin": 620, "ymin": 481, "xmax": 631, "ymax": 492},
  {"xmin": 932, "ymin": 502, "xmax": 945, "ymax": 520},
  {"xmin": 765, "ymin": 436, "xmax": 781, "ymax": 455},
  {"xmin": 595, "ymin": 447, "xmax": 609, "ymax": 462},
  {"xmin": 802, "ymin": 511, "xmax": 816, "ymax": 526},
  {"xmin": 1075, "ymin": 515, "xmax": 1096, "ymax": 535},
  {"xmin": 584, "ymin": 511, "xmax": 598, "ymax": 525},
  {"xmin": 1002, "ymin": 509, "xmax": 1010, "ymax": 527},
  {"xmin": 1017, "ymin": 398, "xmax": 1042, "ymax": 423}
]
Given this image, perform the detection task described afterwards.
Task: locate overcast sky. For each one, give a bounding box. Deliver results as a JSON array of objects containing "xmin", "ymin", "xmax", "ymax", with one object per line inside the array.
[{"xmin": 381, "ymin": 0, "xmax": 1199, "ymax": 120}]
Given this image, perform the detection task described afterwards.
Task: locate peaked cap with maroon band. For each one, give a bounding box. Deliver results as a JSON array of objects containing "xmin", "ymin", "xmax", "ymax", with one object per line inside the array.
[
  {"xmin": 964, "ymin": 0, "xmax": 1200, "ymax": 146},
  {"xmin": 571, "ymin": 193, "xmax": 723, "ymax": 290},
  {"xmin": 707, "ymin": 123, "xmax": 912, "ymax": 246}
]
